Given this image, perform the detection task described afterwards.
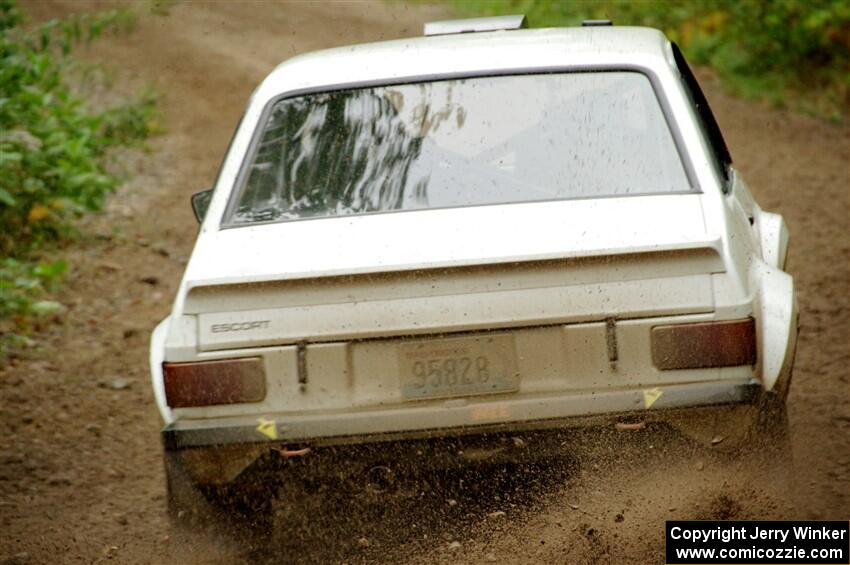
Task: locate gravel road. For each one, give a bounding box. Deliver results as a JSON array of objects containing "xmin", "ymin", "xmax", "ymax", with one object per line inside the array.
[{"xmin": 2, "ymin": 2, "xmax": 848, "ymax": 564}]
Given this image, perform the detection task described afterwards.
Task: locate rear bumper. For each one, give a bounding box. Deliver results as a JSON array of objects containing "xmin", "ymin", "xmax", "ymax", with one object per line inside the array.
[{"xmin": 163, "ymin": 379, "xmax": 760, "ymax": 451}]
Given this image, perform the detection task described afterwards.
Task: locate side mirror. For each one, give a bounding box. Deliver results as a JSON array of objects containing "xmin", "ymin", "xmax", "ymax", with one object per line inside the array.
[{"xmin": 191, "ymin": 189, "xmax": 213, "ymax": 224}]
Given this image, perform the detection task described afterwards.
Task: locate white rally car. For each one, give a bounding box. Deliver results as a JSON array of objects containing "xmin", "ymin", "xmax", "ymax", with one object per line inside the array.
[{"xmin": 150, "ymin": 16, "xmax": 798, "ymax": 525}]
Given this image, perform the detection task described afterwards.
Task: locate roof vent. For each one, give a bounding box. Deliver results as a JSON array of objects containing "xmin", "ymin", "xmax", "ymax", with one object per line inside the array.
[
  {"xmin": 424, "ymin": 15, "xmax": 528, "ymax": 36},
  {"xmin": 582, "ymin": 19, "xmax": 613, "ymax": 27}
]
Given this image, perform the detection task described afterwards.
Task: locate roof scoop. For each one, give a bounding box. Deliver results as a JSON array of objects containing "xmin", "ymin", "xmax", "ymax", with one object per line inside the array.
[{"xmin": 424, "ymin": 15, "xmax": 528, "ymax": 36}]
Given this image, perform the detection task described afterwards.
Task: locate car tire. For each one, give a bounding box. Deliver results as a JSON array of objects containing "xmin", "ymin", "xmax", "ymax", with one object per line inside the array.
[
  {"xmin": 164, "ymin": 450, "xmax": 279, "ymax": 549},
  {"xmin": 670, "ymin": 387, "xmax": 790, "ymax": 457},
  {"xmin": 747, "ymin": 389, "xmax": 791, "ymax": 460},
  {"xmin": 164, "ymin": 451, "xmax": 224, "ymax": 534}
]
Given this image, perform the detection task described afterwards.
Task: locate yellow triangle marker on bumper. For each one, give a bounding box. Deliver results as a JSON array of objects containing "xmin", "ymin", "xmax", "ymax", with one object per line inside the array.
[
  {"xmin": 643, "ymin": 388, "xmax": 663, "ymax": 409},
  {"xmin": 256, "ymin": 417, "xmax": 278, "ymax": 440}
]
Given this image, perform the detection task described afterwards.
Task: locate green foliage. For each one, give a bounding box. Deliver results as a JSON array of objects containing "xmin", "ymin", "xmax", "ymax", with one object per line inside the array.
[
  {"xmin": 0, "ymin": 257, "xmax": 67, "ymax": 357},
  {"xmin": 449, "ymin": 0, "xmax": 850, "ymax": 119},
  {"xmin": 0, "ymin": 0, "xmax": 157, "ymax": 358},
  {"xmin": 0, "ymin": 258, "xmax": 66, "ymax": 319}
]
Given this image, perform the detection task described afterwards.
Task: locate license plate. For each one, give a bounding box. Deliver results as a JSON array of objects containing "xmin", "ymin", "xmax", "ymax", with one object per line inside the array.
[{"xmin": 399, "ymin": 334, "xmax": 519, "ymax": 400}]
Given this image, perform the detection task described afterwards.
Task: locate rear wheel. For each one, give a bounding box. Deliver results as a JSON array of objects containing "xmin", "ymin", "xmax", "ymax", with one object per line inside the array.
[
  {"xmin": 670, "ymin": 387, "xmax": 788, "ymax": 450},
  {"xmin": 165, "ymin": 451, "xmax": 221, "ymax": 530},
  {"xmin": 671, "ymin": 389, "xmax": 793, "ymax": 503},
  {"xmin": 164, "ymin": 451, "xmax": 276, "ymax": 549},
  {"xmin": 744, "ymin": 391, "xmax": 792, "ymax": 479}
]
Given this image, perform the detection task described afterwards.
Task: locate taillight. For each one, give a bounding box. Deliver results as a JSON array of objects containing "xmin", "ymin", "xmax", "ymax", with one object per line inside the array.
[
  {"xmin": 650, "ymin": 318, "xmax": 756, "ymax": 370},
  {"xmin": 163, "ymin": 357, "xmax": 266, "ymax": 408}
]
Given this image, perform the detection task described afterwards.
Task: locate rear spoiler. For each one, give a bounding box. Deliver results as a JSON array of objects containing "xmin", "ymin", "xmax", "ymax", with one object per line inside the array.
[{"xmin": 184, "ymin": 242, "xmax": 725, "ymax": 351}]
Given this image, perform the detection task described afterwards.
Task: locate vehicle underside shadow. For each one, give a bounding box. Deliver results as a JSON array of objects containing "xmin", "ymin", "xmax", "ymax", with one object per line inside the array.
[{"xmin": 223, "ymin": 432, "xmax": 581, "ymax": 563}]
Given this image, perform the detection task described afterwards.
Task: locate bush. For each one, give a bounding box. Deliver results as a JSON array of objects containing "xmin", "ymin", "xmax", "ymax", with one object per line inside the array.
[
  {"xmin": 0, "ymin": 0, "xmax": 158, "ymax": 358},
  {"xmin": 450, "ymin": 0, "xmax": 850, "ymax": 119},
  {"xmin": 0, "ymin": 258, "xmax": 67, "ymax": 337}
]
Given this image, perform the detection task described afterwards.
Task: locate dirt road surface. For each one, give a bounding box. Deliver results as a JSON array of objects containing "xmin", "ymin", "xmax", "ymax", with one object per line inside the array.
[{"xmin": 2, "ymin": 2, "xmax": 848, "ymax": 564}]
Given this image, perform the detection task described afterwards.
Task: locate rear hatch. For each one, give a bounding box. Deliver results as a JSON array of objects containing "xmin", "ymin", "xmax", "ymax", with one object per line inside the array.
[
  {"xmin": 190, "ymin": 248, "xmax": 720, "ymax": 350},
  {"xmin": 171, "ymin": 194, "xmax": 735, "ymax": 417}
]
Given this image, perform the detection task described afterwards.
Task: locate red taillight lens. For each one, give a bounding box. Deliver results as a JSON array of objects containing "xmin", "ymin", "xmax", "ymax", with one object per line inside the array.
[
  {"xmin": 651, "ymin": 318, "xmax": 756, "ymax": 370},
  {"xmin": 163, "ymin": 357, "xmax": 266, "ymax": 408}
]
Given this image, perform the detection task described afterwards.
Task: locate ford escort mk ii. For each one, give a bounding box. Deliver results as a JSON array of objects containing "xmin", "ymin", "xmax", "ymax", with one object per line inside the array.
[{"xmin": 149, "ymin": 16, "xmax": 798, "ymax": 523}]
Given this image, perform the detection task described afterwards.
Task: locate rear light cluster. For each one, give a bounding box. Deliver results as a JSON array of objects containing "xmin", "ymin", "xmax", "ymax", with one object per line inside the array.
[
  {"xmin": 651, "ymin": 318, "xmax": 756, "ymax": 370},
  {"xmin": 163, "ymin": 357, "xmax": 266, "ymax": 408},
  {"xmin": 161, "ymin": 320, "xmax": 754, "ymax": 406}
]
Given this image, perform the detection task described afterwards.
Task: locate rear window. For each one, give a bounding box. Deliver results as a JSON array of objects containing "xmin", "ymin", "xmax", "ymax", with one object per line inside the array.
[{"xmin": 226, "ymin": 72, "xmax": 692, "ymax": 226}]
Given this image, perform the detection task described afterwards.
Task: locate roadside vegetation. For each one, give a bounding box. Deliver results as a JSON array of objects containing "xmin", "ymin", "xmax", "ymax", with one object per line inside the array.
[
  {"xmin": 0, "ymin": 0, "xmax": 158, "ymax": 359},
  {"xmin": 450, "ymin": 0, "xmax": 850, "ymax": 120}
]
